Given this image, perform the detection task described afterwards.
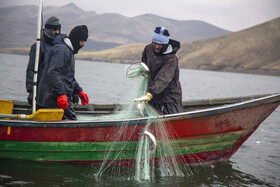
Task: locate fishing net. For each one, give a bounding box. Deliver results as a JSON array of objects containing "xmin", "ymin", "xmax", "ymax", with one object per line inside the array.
[{"xmin": 81, "ymin": 62, "xmax": 196, "ymax": 182}]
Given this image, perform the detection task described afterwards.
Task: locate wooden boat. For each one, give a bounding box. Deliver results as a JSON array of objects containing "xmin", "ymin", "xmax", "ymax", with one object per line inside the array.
[{"xmin": 0, "ymin": 93, "xmax": 279, "ymax": 165}]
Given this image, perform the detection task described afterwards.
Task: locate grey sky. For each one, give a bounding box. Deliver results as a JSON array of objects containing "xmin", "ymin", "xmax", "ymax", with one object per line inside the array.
[{"xmin": 1, "ymin": 0, "xmax": 280, "ymax": 31}]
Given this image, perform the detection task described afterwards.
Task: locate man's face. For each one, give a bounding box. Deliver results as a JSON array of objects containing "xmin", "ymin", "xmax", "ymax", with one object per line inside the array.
[
  {"xmin": 79, "ymin": 41, "xmax": 86, "ymax": 48},
  {"xmin": 52, "ymin": 29, "xmax": 60, "ymax": 36},
  {"xmin": 152, "ymin": 42, "xmax": 163, "ymax": 53}
]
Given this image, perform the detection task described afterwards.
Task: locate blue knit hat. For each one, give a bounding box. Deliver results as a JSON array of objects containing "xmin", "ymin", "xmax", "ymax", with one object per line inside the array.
[{"xmin": 152, "ymin": 27, "xmax": 170, "ymax": 44}]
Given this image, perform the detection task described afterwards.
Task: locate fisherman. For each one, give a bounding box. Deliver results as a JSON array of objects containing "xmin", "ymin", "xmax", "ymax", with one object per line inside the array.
[
  {"xmin": 37, "ymin": 25, "xmax": 89, "ymax": 120},
  {"xmin": 25, "ymin": 16, "xmax": 61, "ymax": 105},
  {"xmin": 135, "ymin": 26, "xmax": 183, "ymax": 114}
]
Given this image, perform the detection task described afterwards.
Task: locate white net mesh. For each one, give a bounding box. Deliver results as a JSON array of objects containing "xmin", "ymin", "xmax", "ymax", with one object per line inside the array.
[{"xmin": 80, "ymin": 63, "xmax": 196, "ymax": 182}]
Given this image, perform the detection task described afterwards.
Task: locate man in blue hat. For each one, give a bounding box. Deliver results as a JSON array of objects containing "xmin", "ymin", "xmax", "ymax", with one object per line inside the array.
[{"xmin": 135, "ymin": 26, "xmax": 183, "ymax": 114}]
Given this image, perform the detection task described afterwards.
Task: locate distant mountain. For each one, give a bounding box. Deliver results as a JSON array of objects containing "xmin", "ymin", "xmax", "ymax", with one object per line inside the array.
[
  {"xmin": 76, "ymin": 17, "xmax": 280, "ymax": 76},
  {"xmin": 0, "ymin": 3, "xmax": 230, "ymax": 51}
]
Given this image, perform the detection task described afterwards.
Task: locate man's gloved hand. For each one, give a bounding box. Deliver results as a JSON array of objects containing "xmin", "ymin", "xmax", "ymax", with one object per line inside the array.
[
  {"xmin": 57, "ymin": 95, "xmax": 68, "ymax": 110},
  {"xmin": 141, "ymin": 72, "xmax": 149, "ymax": 79},
  {"xmin": 72, "ymin": 94, "xmax": 79, "ymax": 105},
  {"xmin": 134, "ymin": 92, "xmax": 153, "ymax": 103},
  {"xmin": 78, "ymin": 91, "xmax": 89, "ymax": 105}
]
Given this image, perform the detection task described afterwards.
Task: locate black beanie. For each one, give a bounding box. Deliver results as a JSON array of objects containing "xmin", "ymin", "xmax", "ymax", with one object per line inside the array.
[{"xmin": 68, "ymin": 25, "xmax": 88, "ymax": 53}]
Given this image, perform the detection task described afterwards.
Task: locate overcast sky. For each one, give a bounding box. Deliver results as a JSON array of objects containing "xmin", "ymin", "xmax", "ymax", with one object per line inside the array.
[{"xmin": 1, "ymin": 0, "xmax": 280, "ymax": 31}]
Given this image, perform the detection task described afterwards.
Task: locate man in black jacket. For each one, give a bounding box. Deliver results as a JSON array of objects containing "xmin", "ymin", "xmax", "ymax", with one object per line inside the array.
[
  {"xmin": 37, "ymin": 25, "xmax": 89, "ymax": 120},
  {"xmin": 135, "ymin": 26, "xmax": 183, "ymax": 114},
  {"xmin": 25, "ymin": 16, "xmax": 61, "ymax": 105}
]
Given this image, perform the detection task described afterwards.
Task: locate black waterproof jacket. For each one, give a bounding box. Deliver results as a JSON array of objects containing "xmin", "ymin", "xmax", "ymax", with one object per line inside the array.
[
  {"xmin": 141, "ymin": 39, "xmax": 183, "ymax": 114},
  {"xmin": 26, "ymin": 40, "xmax": 53, "ymax": 93},
  {"xmin": 37, "ymin": 34, "xmax": 82, "ymax": 108}
]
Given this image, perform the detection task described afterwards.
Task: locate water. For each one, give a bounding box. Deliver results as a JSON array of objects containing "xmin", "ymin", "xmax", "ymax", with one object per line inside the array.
[{"xmin": 1, "ymin": 53, "xmax": 280, "ymax": 186}]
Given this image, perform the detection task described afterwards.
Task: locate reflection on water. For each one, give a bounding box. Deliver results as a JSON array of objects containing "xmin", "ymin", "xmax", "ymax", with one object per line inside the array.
[{"xmin": 0, "ymin": 159, "xmax": 274, "ymax": 187}]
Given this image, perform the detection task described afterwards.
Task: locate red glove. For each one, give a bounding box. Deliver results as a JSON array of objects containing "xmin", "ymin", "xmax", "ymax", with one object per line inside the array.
[
  {"xmin": 78, "ymin": 91, "xmax": 89, "ymax": 105},
  {"xmin": 57, "ymin": 95, "xmax": 68, "ymax": 110}
]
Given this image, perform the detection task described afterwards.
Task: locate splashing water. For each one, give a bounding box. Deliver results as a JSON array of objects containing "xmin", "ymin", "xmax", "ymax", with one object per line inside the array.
[{"xmin": 80, "ymin": 63, "xmax": 196, "ymax": 182}]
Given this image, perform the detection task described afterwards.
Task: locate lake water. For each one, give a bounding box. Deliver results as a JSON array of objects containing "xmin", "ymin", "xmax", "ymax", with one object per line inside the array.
[{"xmin": 0, "ymin": 53, "xmax": 280, "ymax": 186}]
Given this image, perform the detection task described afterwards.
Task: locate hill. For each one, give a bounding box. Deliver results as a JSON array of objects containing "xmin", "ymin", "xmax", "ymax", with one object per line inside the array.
[
  {"xmin": 0, "ymin": 3, "xmax": 230, "ymax": 51},
  {"xmin": 177, "ymin": 17, "xmax": 280, "ymax": 76},
  {"xmin": 76, "ymin": 17, "xmax": 280, "ymax": 76}
]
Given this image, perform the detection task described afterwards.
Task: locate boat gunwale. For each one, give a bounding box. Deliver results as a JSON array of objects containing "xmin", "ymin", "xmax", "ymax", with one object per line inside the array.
[{"xmin": 0, "ymin": 93, "xmax": 280, "ymax": 127}]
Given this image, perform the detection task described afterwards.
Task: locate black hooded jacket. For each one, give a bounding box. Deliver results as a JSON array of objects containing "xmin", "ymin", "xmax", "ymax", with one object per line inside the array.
[
  {"xmin": 37, "ymin": 34, "xmax": 82, "ymax": 107},
  {"xmin": 141, "ymin": 39, "xmax": 183, "ymax": 113},
  {"xmin": 25, "ymin": 34, "xmax": 53, "ymax": 94}
]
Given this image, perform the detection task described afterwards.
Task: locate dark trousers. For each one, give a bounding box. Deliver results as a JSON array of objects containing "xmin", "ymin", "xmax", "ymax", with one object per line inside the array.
[
  {"xmin": 63, "ymin": 101, "xmax": 77, "ymax": 120},
  {"xmin": 149, "ymin": 101, "xmax": 183, "ymax": 115}
]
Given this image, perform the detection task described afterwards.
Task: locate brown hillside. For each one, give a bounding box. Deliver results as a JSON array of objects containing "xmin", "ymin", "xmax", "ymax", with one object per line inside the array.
[
  {"xmin": 178, "ymin": 17, "xmax": 280, "ymax": 75},
  {"xmin": 77, "ymin": 44, "xmax": 146, "ymax": 63}
]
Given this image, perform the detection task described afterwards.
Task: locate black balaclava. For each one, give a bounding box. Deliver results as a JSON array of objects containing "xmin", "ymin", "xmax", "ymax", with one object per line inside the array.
[
  {"xmin": 68, "ymin": 25, "xmax": 88, "ymax": 54},
  {"xmin": 43, "ymin": 16, "xmax": 61, "ymax": 45}
]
